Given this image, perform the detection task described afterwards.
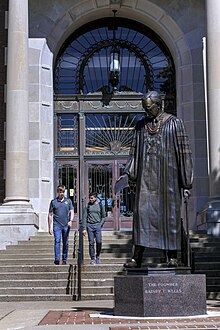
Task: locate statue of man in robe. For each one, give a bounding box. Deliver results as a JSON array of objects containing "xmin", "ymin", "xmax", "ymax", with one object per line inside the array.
[{"xmin": 118, "ymin": 91, "xmax": 193, "ymax": 268}]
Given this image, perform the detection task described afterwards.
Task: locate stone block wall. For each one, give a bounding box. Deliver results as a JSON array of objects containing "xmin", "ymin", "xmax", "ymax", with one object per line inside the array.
[
  {"xmin": 28, "ymin": 39, "xmax": 54, "ymax": 232},
  {"xmin": 0, "ymin": 0, "xmax": 8, "ymax": 203}
]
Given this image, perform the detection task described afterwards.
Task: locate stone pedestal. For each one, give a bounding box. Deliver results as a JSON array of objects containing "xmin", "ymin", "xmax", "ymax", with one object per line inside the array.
[
  {"xmin": 114, "ymin": 272, "xmax": 206, "ymax": 317},
  {"xmin": 0, "ymin": 205, "xmax": 39, "ymax": 249}
]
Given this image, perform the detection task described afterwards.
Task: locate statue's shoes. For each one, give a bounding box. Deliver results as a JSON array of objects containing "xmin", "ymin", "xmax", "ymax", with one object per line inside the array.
[
  {"xmin": 167, "ymin": 258, "xmax": 178, "ymax": 268},
  {"xmin": 123, "ymin": 259, "xmax": 138, "ymax": 268}
]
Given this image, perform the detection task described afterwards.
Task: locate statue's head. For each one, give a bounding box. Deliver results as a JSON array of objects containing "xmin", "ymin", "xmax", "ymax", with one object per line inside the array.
[{"xmin": 142, "ymin": 91, "xmax": 162, "ymax": 118}]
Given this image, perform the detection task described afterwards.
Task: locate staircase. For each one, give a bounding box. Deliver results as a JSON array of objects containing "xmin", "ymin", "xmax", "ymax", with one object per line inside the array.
[
  {"xmin": 0, "ymin": 230, "xmax": 220, "ymax": 301},
  {"xmin": 0, "ymin": 231, "xmax": 131, "ymax": 302},
  {"xmin": 79, "ymin": 231, "xmax": 130, "ymax": 300},
  {"xmin": 0, "ymin": 232, "xmax": 79, "ymax": 301},
  {"xmin": 190, "ymin": 231, "xmax": 220, "ymax": 299}
]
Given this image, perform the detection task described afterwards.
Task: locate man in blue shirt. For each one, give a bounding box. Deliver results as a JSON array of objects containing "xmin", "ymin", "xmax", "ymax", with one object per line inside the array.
[{"xmin": 48, "ymin": 185, "xmax": 74, "ymax": 265}]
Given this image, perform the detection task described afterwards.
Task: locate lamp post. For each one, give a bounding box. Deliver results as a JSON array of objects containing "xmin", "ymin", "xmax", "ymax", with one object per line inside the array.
[{"xmin": 109, "ymin": 10, "xmax": 120, "ymax": 91}]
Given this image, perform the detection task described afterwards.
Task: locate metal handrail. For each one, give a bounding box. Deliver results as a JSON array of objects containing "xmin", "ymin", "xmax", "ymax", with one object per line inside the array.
[
  {"xmin": 77, "ymin": 197, "xmax": 85, "ymax": 301},
  {"xmin": 66, "ymin": 230, "xmax": 78, "ymax": 298},
  {"xmin": 72, "ymin": 230, "xmax": 78, "ymax": 259},
  {"xmin": 66, "ymin": 264, "xmax": 73, "ymax": 295}
]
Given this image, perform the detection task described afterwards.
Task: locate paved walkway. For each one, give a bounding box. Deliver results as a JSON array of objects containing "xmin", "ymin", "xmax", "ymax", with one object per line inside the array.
[{"xmin": 0, "ymin": 300, "xmax": 220, "ymax": 330}]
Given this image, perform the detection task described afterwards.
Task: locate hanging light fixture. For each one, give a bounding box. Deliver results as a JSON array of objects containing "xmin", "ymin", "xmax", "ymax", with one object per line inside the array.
[{"xmin": 109, "ymin": 10, "xmax": 120, "ymax": 91}]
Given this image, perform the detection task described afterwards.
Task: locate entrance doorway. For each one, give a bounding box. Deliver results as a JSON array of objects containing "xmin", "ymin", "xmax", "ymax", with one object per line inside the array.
[
  {"xmin": 54, "ymin": 103, "xmax": 144, "ymax": 231},
  {"xmin": 56, "ymin": 161, "xmax": 78, "ymax": 230},
  {"xmin": 85, "ymin": 160, "xmax": 135, "ymax": 231},
  {"xmin": 55, "ymin": 158, "xmax": 135, "ymax": 231},
  {"xmin": 54, "ymin": 16, "xmax": 176, "ymax": 232}
]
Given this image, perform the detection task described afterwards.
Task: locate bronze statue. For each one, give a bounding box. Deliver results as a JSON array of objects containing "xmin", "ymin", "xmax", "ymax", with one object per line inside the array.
[{"xmin": 117, "ymin": 91, "xmax": 193, "ymax": 268}]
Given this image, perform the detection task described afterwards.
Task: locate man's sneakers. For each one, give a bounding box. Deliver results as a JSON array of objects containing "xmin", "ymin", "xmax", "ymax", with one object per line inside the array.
[
  {"xmin": 54, "ymin": 260, "xmax": 68, "ymax": 265},
  {"xmin": 96, "ymin": 256, "xmax": 100, "ymax": 264},
  {"xmin": 90, "ymin": 257, "xmax": 101, "ymax": 265}
]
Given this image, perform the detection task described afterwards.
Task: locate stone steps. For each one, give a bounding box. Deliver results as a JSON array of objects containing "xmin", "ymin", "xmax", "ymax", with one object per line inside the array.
[
  {"xmin": 77, "ymin": 293, "xmax": 114, "ymax": 301},
  {"xmin": 193, "ymin": 255, "xmax": 220, "ymax": 261},
  {"xmin": 0, "ymin": 272, "xmax": 69, "ymax": 280},
  {"xmin": 81, "ymin": 279, "xmax": 114, "ymax": 286},
  {"xmin": 193, "ymin": 262, "xmax": 220, "ymax": 270},
  {"xmin": 196, "ymin": 269, "xmax": 220, "ymax": 277},
  {"xmin": 0, "ymin": 287, "xmax": 70, "ymax": 295},
  {"xmin": 80, "ymin": 271, "xmax": 122, "ymax": 280},
  {"xmin": 0, "ymin": 294, "xmax": 73, "ymax": 302},
  {"xmin": 191, "ymin": 242, "xmax": 220, "ymax": 248},
  {"xmin": 192, "ymin": 247, "xmax": 220, "ymax": 252},
  {"xmin": 207, "ymin": 292, "xmax": 220, "ymax": 300},
  {"xmin": 0, "ymin": 231, "xmax": 129, "ymax": 301},
  {"xmin": 207, "ymin": 277, "xmax": 220, "ymax": 285},
  {"xmin": 0, "ymin": 251, "xmax": 132, "ymax": 258},
  {"xmin": 0, "ymin": 258, "xmax": 125, "ymax": 265},
  {"xmin": 0, "ymin": 230, "xmax": 220, "ymax": 301},
  {"xmin": 0, "ymin": 265, "xmax": 69, "ymax": 272},
  {"xmin": 0, "ymin": 256, "xmax": 163, "ymax": 265},
  {"xmin": 191, "ymin": 235, "xmax": 220, "ymax": 297},
  {"xmin": 1, "ymin": 244, "xmax": 132, "ymax": 252},
  {"xmin": 0, "ymin": 279, "xmax": 69, "ymax": 287}
]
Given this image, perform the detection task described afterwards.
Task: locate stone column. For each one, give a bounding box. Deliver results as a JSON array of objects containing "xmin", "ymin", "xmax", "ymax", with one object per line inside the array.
[
  {"xmin": 0, "ymin": 0, "xmax": 38, "ymax": 250},
  {"xmin": 204, "ymin": 0, "xmax": 220, "ymax": 233},
  {"xmin": 4, "ymin": 0, "xmax": 29, "ymax": 205}
]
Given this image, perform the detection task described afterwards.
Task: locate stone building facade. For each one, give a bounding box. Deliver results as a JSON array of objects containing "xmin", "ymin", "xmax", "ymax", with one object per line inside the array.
[{"xmin": 0, "ymin": 0, "xmax": 220, "ymax": 248}]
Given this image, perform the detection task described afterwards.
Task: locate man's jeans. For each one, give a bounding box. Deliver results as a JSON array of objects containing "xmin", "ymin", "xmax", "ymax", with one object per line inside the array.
[
  {"xmin": 87, "ymin": 223, "xmax": 102, "ymax": 259},
  {"xmin": 53, "ymin": 224, "xmax": 70, "ymax": 262}
]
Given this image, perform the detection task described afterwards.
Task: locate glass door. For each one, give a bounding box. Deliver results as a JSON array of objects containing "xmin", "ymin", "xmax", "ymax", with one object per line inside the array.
[
  {"xmin": 85, "ymin": 161, "xmax": 115, "ymax": 230},
  {"xmin": 55, "ymin": 161, "xmax": 79, "ymax": 229},
  {"xmin": 85, "ymin": 160, "xmax": 134, "ymax": 231},
  {"xmin": 54, "ymin": 103, "xmax": 144, "ymax": 231},
  {"xmin": 117, "ymin": 162, "xmax": 135, "ymax": 231}
]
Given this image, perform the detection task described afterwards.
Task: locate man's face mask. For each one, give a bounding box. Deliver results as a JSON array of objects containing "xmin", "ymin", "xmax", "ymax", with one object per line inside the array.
[{"xmin": 143, "ymin": 97, "xmax": 159, "ymax": 118}]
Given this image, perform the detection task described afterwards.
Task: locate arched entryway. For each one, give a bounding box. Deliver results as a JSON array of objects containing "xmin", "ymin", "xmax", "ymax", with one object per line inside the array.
[{"xmin": 54, "ymin": 17, "xmax": 176, "ymax": 230}]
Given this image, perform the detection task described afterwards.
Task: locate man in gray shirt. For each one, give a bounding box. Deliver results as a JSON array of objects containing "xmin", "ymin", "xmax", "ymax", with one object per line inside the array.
[{"xmin": 82, "ymin": 192, "xmax": 106, "ymax": 264}]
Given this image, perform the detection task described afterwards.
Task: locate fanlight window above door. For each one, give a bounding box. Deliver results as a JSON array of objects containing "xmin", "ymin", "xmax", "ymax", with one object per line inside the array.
[
  {"xmin": 54, "ymin": 18, "xmax": 175, "ymax": 97},
  {"xmin": 85, "ymin": 113, "xmax": 143, "ymax": 155}
]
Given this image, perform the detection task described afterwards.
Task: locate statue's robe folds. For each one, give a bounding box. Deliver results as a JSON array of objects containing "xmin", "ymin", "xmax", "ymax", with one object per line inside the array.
[{"xmin": 124, "ymin": 114, "xmax": 193, "ymax": 251}]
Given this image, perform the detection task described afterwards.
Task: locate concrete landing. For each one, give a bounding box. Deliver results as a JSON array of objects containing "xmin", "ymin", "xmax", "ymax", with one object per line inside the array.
[{"xmin": 0, "ymin": 299, "xmax": 220, "ymax": 330}]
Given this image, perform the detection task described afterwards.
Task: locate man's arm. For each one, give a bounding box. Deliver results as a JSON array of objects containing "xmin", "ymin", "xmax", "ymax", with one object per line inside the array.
[
  {"xmin": 68, "ymin": 209, "xmax": 74, "ymax": 227},
  {"xmin": 81, "ymin": 205, "xmax": 88, "ymax": 236},
  {"xmin": 48, "ymin": 212, "xmax": 53, "ymax": 235}
]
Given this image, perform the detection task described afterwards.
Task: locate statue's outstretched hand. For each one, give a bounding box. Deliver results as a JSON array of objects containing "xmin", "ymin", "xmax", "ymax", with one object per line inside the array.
[
  {"xmin": 114, "ymin": 174, "xmax": 129, "ymax": 194},
  {"xmin": 183, "ymin": 189, "xmax": 191, "ymax": 200},
  {"xmin": 116, "ymin": 173, "xmax": 128, "ymax": 183}
]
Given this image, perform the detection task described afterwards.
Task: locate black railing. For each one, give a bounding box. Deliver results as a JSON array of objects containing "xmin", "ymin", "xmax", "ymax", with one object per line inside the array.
[
  {"xmin": 72, "ymin": 230, "xmax": 78, "ymax": 259},
  {"xmin": 77, "ymin": 197, "xmax": 85, "ymax": 301},
  {"xmin": 77, "ymin": 228, "xmax": 83, "ymax": 301},
  {"xmin": 66, "ymin": 230, "xmax": 78, "ymax": 298},
  {"xmin": 66, "ymin": 264, "xmax": 73, "ymax": 295}
]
